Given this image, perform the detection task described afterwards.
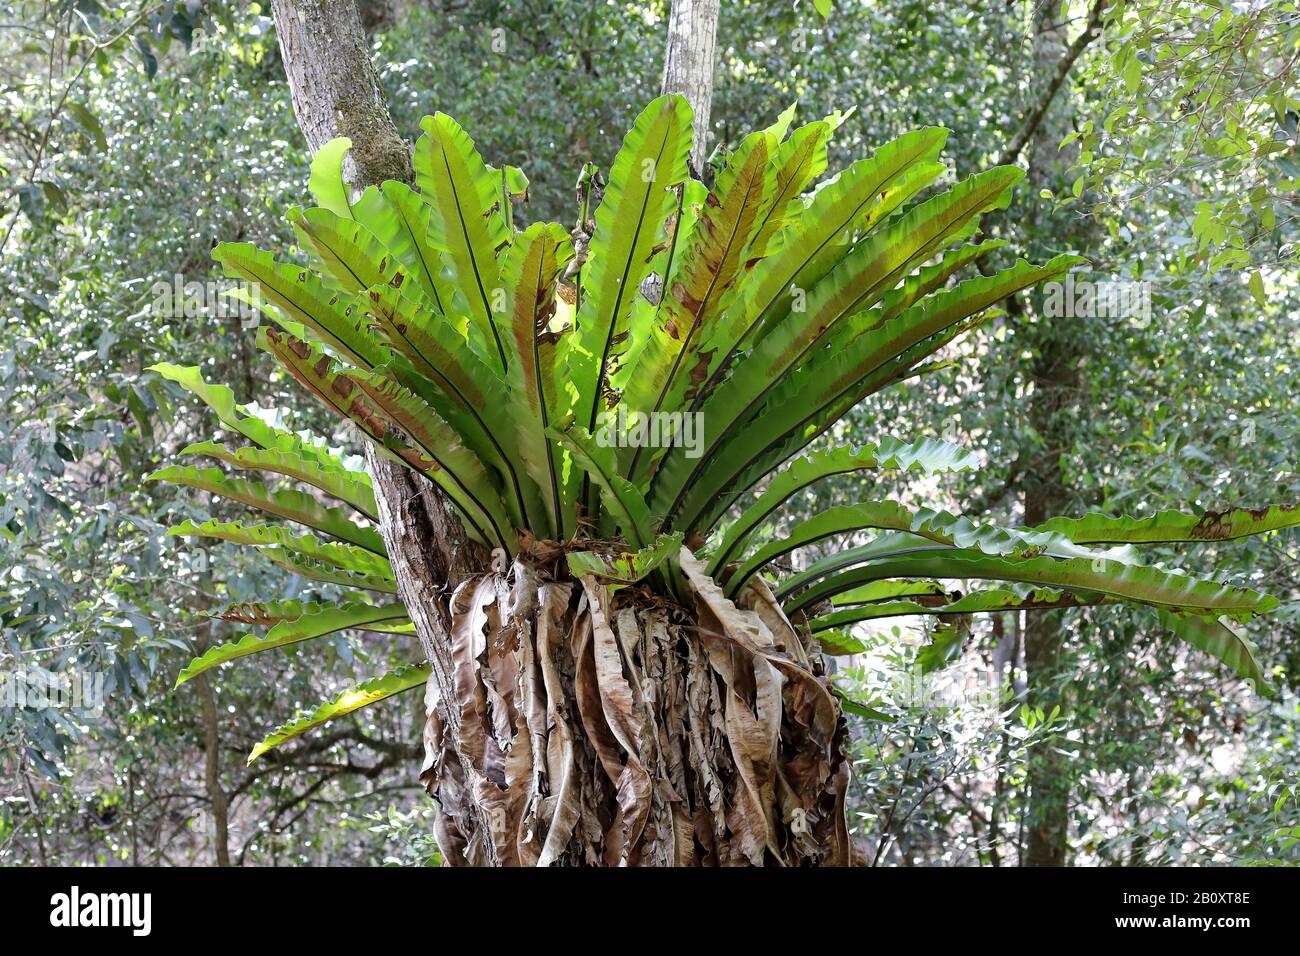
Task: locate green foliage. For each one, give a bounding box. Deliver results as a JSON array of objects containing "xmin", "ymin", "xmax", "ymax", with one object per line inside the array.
[
  {"xmin": 175, "ymin": 599, "xmax": 411, "ymax": 687},
  {"xmin": 6, "ymin": 0, "xmax": 1296, "ymax": 866},
  {"xmin": 0, "ymin": 7, "xmax": 434, "ymax": 867},
  {"xmin": 1071, "ymin": 0, "xmax": 1300, "ymax": 276},
  {"xmin": 567, "ymin": 533, "xmax": 685, "ymax": 591},
  {"xmin": 145, "ymin": 94, "xmax": 1297, "ymax": 763},
  {"xmin": 247, "ymin": 663, "xmax": 432, "ymax": 765}
]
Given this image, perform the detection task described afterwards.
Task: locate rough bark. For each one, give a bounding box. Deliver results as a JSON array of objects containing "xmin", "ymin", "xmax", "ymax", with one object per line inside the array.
[
  {"xmin": 661, "ymin": 0, "xmax": 720, "ymax": 171},
  {"xmin": 270, "ymin": 0, "xmax": 412, "ymax": 186},
  {"xmin": 269, "ymin": 0, "xmax": 498, "ymax": 863}
]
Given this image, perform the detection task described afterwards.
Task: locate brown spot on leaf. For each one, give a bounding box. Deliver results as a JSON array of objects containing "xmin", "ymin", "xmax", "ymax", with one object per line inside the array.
[
  {"xmin": 1191, "ymin": 510, "xmax": 1232, "ymax": 540},
  {"xmin": 330, "ymin": 375, "xmax": 355, "ymax": 400},
  {"xmin": 682, "ymin": 348, "xmax": 715, "ymax": 401},
  {"xmin": 220, "ymin": 604, "xmax": 278, "ymax": 625}
]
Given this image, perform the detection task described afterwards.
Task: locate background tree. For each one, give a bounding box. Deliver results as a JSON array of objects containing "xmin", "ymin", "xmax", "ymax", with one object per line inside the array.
[
  {"xmin": 143, "ymin": 0, "xmax": 1295, "ymax": 868},
  {"xmin": 3, "ymin": 0, "xmax": 1296, "ymax": 867}
]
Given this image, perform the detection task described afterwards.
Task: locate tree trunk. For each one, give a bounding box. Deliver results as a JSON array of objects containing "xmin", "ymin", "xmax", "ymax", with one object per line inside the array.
[
  {"xmin": 269, "ymin": 0, "xmax": 849, "ymax": 866},
  {"xmin": 1021, "ymin": 466, "xmax": 1072, "ymax": 867},
  {"xmin": 270, "ymin": 0, "xmax": 499, "ymax": 864},
  {"xmin": 1018, "ymin": 3, "xmax": 1099, "ymax": 868},
  {"xmin": 661, "ymin": 0, "xmax": 720, "ymax": 171},
  {"xmin": 194, "ymin": 621, "xmax": 231, "ymax": 866}
]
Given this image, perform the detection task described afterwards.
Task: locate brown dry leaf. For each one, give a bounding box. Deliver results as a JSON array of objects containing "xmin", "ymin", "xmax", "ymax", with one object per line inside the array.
[
  {"xmin": 449, "ymin": 575, "xmax": 517, "ymax": 862},
  {"xmin": 744, "ymin": 575, "xmax": 811, "ymax": 667},
  {"xmin": 681, "ymin": 550, "xmax": 839, "ymax": 742},
  {"xmin": 535, "ymin": 582, "xmax": 582, "ymax": 866},
  {"xmin": 681, "ymin": 548, "xmax": 849, "ymax": 865},
  {"xmin": 413, "ymin": 547, "xmax": 850, "ymax": 866},
  {"xmin": 579, "ymin": 576, "xmax": 653, "ymax": 864}
]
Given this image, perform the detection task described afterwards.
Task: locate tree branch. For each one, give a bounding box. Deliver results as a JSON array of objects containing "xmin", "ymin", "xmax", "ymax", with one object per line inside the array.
[{"xmin": 997, "ymin": 0, "xmax": 1107, "ymax": 168}]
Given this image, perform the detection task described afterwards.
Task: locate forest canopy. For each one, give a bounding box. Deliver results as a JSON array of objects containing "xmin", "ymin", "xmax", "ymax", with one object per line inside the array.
[{"xmin": 0, "ymin": 0, "xmax": 1297, "ymax": 869}]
